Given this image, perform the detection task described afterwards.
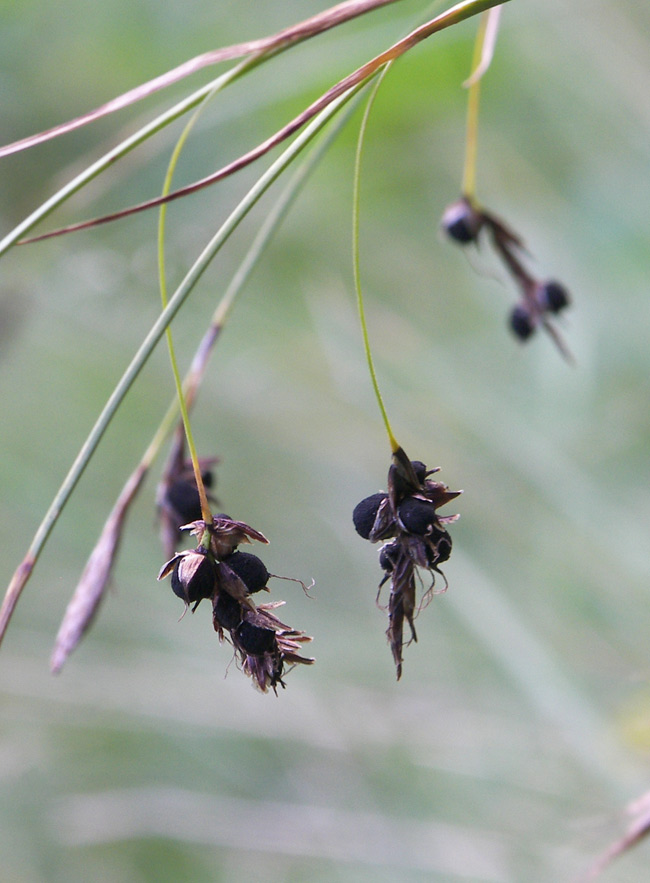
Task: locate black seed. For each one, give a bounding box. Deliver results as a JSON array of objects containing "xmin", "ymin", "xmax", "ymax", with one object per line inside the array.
[
  {"xmin": 442, "ymin": 199, "xmax": 483, "ymax": 244},
  {"xmin": 213, "ymin": 591, "xmax": 242, "ymax": 630},
  {"xmin": 221, "ymin": 550, "xmax": 269, "ymax": 593},
  {"xmin": 171, "ymin": 552, "xmax": 216, "ymax": 604},
  {"xmin": 236, "ymin": 620, "xmax": 276, "ymax": 655},
  {"xmin": 353, "ymin": 493, "xmax": 388, "ymax": 539},
  {"xmin": 397, "ymin": 497, "xmax": 438, "ymax": 536},
  {"xmin": 537, "ymin": 280, "xmax": 569, "ymax": 313},
  {"xmin": 509, "ymin": 304, "xmax": 535, "ymax": 341}
]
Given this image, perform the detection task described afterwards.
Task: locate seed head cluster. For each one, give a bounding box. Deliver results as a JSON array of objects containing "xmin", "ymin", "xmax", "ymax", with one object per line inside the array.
[
  {"xmin": 158, "ymin": 513, "xmax": 314, "ymax": 693},
  {"xmin": 353, "ymin": 447, "xmax": 461, "ymax": 680},
  {"xmin": 442, "ymin": 197, "xmax": 571, "ymax": 357}
]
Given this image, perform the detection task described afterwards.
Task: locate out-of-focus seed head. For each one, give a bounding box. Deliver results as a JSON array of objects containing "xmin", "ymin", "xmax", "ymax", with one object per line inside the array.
[
  {"xmin": 221, "ymin": 551, "xmax": 270, "ymax": 594},
  {"xmin": 509, "ymin": 303, "xmax": 536, "ymax": 341},
  {"xmin": 353, "ymin": 493, "xmax": 389, "ymax": 540},
  {"xmin": 537, "ymin": 280, "xmax": 570, "ymax": 314},
  {"xmin": 157, "ymin": 458, "xmax": 219, "ymax": 558},
  {"xmin": 441, "ymin": 198, "xmax": 484, "ymax": 244},
  {"xmin": 165, "ymin": 477, "xmax": 204, "ymax": 525}
]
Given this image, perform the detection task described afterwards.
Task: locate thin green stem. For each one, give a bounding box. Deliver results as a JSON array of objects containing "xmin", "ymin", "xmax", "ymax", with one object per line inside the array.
[
  {"xmin": 0, "ymin": 79, "xmax": 367, "ymax": 647},
  {"xmin": 157, "ymin": 89, "xmax": 219, "ymax": 524},
  {"xmin": 141, "ymin": 96, "xmax": 367, "ymax": 525},
  {"xmin": 352, "ymin": 64, "xmax": 399, "ymax": 454},
  {"xmin": 461, "ymin": 11, "xmax": 489, "ymax": 201},
  {"xmin": 158, "ymin": 96, "xmax": 360, "ymax": 463}
]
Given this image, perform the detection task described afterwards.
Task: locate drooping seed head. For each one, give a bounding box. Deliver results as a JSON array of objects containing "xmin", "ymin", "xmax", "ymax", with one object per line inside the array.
[{"xmin": 165, "ymin": 478, "xmax": 203, "ymax": 525}]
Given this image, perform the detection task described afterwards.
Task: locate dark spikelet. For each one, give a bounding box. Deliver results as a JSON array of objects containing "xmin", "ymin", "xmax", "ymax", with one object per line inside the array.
[
  {"xmin": 388, "ymin": 447, "xmax": 423, "ymax": 507},
  {"xmin": 160, "ymin": 512, "xmax": 313, "ymax": 693},
  {"xmin": 354, "ymin": 447, "xmax": 461, "ymax": 679},
  {"xmin": 228, "ymin": 604, "xmax": 314, "ymax": 694},
  {"xmin": 215, "ymin": 559, "xmax": 257, "ymax": 610}
]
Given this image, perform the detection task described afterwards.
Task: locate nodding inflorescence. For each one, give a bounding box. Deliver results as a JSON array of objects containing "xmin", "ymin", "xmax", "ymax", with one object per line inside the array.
[
  {"xmin": 442, "ymin": 197, "xmax": 572, "ymax": 354},
  {"xmin": 158, "ymin": 514, "xmax": 313, "ymax": 693},
  {"xmin": 353, "ymin": 446, "xmax": 461, "ymax": 680}
]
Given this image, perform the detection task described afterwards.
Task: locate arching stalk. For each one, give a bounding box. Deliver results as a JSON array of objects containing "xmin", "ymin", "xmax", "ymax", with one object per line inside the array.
[{"xmin": 352, "ymin": 64, "xmax": 399, "ymax": 454}]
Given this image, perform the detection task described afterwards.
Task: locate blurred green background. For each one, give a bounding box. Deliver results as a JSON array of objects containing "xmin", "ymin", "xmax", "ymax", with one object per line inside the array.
[{"xmin": 1, "ymin": 1, "xmax": 650, "ymax": 880}]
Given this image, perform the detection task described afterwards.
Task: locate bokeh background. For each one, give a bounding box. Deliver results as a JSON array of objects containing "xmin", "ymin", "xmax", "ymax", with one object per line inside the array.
[{"xmin": 1, "ymin": 1, "xmax": 650, "ymax": 880}]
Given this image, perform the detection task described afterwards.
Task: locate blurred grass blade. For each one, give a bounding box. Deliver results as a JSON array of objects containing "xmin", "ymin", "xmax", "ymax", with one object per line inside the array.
[
  {"xmin": 0, "ymin": 54, "xmax": 264, "ymax": 258},
  {"xmin": 0, "ymin": 0, "xmax": 400, "ymax": 159},
  {"xmin": 19, "ymin": 0, "xmax": 511, "ymax": 243},
  {"xmin": 584, "ymin": 791, "xmax": 650, "ymax": 880}
]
